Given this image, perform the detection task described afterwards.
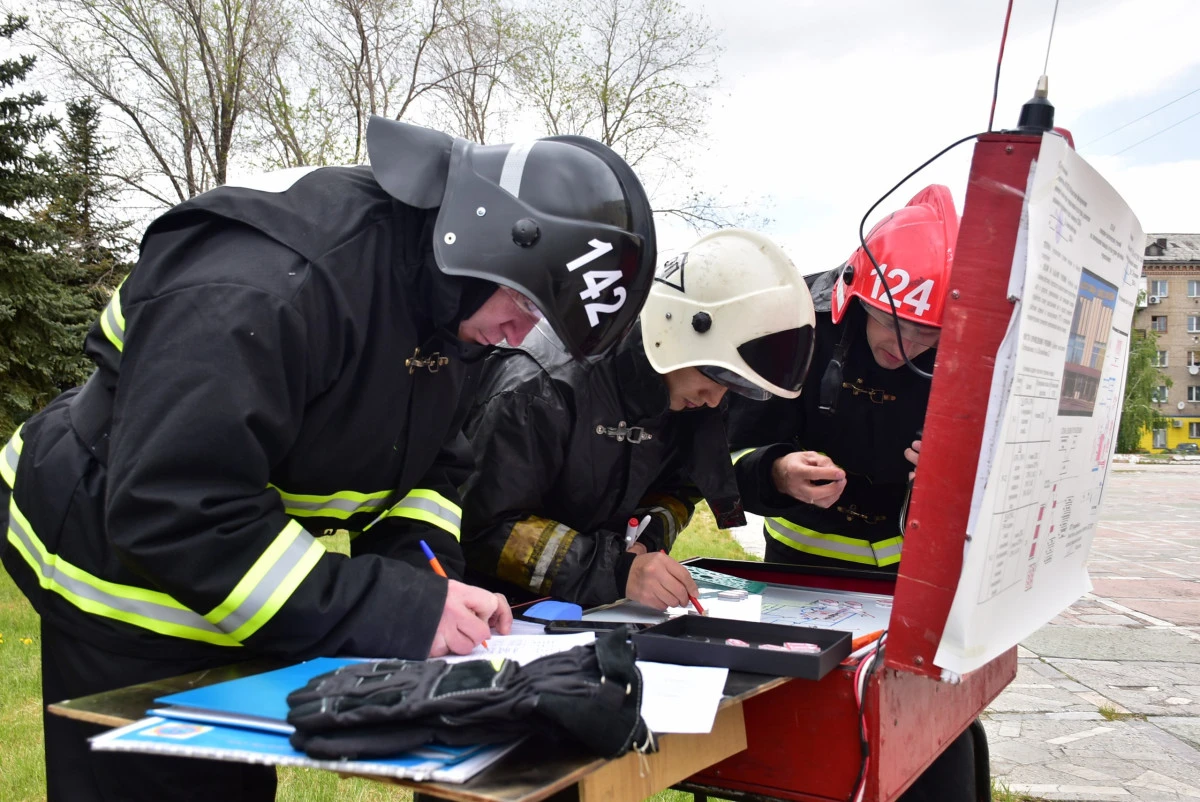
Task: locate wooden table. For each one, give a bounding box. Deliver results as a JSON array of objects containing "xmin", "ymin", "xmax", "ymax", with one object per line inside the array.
[{"xmin": 49, "ymin": 660, "xmax": 790, "ymax": 802}]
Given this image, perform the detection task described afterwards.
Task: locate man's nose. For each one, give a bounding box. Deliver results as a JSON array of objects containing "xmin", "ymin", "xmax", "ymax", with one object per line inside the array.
[{"xmin": 505, "ymin": 319, "xmax": 537, "ymax": 347}]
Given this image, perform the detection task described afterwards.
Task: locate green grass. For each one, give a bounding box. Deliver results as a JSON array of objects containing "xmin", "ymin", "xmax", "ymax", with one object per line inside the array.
[
  {"xmin": 0, "ymin": 568, "xmax": 44, "ymax": 802},
  {"xmin": 0, "ymin": 507, "xmax": 751, "ymax": 801}
]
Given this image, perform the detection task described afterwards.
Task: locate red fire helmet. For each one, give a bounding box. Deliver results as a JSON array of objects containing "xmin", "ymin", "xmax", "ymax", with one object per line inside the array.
[{"xmin": 830, "ymin": 184, "xmax": 959, "ymax": 328}]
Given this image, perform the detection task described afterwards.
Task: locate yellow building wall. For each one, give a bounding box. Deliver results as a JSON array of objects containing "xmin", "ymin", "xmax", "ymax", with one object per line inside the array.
[{"xmin": 1138, "ymin": 417, "xmax": 1200, "ymax": 451}]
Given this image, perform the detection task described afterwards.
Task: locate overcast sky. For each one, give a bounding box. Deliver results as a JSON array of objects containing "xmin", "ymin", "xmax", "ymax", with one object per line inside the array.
[{"xmin": 656, "ymin": 0, "xmax": 1200, "ymax": 270}]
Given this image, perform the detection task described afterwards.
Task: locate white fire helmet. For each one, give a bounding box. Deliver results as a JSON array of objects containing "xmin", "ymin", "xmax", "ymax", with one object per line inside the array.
[{"xmin": 640, "ymin": 229, "xmax": 816, "ymax": 400}]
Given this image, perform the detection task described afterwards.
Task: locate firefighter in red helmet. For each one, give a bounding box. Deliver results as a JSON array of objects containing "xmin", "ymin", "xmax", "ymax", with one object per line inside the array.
[{"xmin": 728, "ymin": 185, "xmax": 986, "ymax": 801}]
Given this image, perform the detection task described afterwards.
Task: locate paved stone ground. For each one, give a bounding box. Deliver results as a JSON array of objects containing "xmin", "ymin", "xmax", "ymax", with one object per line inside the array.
[
  {"xmin": 730, "ymin": 463, "xmax": 1200, "ymax": 801},
  {"xmin": 988, "ymin": 463, "xmax": 1200, "ymax": 801}
]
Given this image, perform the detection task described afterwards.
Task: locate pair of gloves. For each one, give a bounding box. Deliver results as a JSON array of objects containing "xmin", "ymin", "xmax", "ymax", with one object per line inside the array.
[{"xmin": 286, "ymin": 627, "xmax": 654, "ymax": 760}]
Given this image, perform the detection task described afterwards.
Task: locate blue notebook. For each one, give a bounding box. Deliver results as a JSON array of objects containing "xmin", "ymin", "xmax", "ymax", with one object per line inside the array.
[
  {"xmin": 153, "ymin": 657, "xmax": 365, "ymax": 734},
  {"xmin": 91, "ymin": 717, "xmax": 518, "ymax": 783}
]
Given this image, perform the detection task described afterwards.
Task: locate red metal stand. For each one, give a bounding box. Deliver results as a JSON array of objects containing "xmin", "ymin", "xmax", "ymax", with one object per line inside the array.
[{"xmin": 685, "ymin": 132, "xmax": 1047, "ymax": 801}]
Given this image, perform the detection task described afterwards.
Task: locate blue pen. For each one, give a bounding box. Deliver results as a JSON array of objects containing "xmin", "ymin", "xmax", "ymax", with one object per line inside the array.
[{"xmin": 419, "ymin": 539, "xmax": 448, "ymax": 577}]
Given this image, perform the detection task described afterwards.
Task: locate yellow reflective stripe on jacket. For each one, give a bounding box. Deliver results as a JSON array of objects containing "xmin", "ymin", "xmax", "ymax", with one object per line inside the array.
[
  {"xmin": 765, "ymin": 517, "xmax": 903, "ymax": 567},
  {"xmin": 498, "ymin": 516, "xmax": 577, "ymax": 595},
  {"xmin": 871, "ymin": 537, "xmax": 904, "ymax": 566},
  {"xmin": 731, "ymin": 448, "xmax": 755, "ymax": 465},
  {"xmin": 1, "ymin": 424, "xmax": 21, "ymax": 489},
  {"xmin": 6, "ymin": 422, "xmax": 324, "ymax": 644},
  {"xmin": 203, "ymin": 519, "xmax": 324, "ymax": 641},
  {"xmin": 98, "ymin": 286, "xmax": 126, "ymax": 353},
  {"xmin": 373, "ymin": 489, "xmax": 462, "ymax": 538},
  {"xmin": 271, "ymin": 484, "xmax": 392, "ymax": 520},
  {"xmin": 5, "ymin": 496, "xmax": 240, "ymax": 646}
]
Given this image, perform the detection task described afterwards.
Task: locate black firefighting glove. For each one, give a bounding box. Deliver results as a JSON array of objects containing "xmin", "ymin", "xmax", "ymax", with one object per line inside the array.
[{"xmin": 286, "ymin": 627, "xmax": 654, "ymax": 760}]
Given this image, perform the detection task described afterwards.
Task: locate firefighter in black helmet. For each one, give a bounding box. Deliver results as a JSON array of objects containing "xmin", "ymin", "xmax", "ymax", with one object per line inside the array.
[{"xmin": 0, "ymin": 116, "xmax": 656, "ymax": 802}]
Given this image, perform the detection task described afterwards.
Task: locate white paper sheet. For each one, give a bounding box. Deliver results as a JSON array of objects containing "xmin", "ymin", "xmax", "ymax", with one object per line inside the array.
[
  {"xmin": 936, "ymin": 133, "xmax": 1143, "ymax": 674},
  {"xmin": 440, "ymin": 632, "xmax": 595, "ymax": 665},
  {"xmin": 635, "ymin": 661, "xmax": 729, "ymax": 734}
]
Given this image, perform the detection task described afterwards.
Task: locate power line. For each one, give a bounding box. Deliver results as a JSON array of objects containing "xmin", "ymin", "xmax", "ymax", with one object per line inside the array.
[
  {"xmin": 987, "ymin": 0, "xmax": 1014, "ymax": 132},
  {"xmin": 1111, "ymin": 107, "xmax": 1200, "ymax": 156},
  {"xmin": 1082, "ymin": 87, "xmax": 1200, "ymax": 147}
]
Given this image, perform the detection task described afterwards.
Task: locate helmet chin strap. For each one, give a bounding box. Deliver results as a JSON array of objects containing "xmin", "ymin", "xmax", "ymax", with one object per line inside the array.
[{"xmin": 819, "ymin": 307, "xmax": 859, "ymax": 417}]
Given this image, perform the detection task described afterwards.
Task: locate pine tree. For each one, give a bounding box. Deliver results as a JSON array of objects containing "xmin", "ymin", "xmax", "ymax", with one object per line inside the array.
[
  {"xmin": 0, "ymin": 15, "xmax": 93, "ymax": 437},
  {"xmin": 46, "ymin": 96, "xmax": 132, "ymax": 305}
]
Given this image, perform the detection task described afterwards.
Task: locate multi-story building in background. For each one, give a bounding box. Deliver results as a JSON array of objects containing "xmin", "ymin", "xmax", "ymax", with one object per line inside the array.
[{"xmin": 1133, "ymin": 234, "xmax": 1200, "ymax": 451}]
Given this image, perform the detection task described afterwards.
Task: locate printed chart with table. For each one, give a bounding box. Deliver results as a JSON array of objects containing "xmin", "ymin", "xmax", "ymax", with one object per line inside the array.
[{"xmin": 756, "ymin": 585, "xmax": 892, "ymax": 638}]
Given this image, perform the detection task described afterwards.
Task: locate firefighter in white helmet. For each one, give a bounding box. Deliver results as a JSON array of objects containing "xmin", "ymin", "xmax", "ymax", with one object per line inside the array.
[{"xmin": 460, "ymin": 228, "xmax": 816, "ymax": 609}]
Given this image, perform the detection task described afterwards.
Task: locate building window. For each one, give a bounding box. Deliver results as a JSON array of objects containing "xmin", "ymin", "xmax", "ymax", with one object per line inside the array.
[
  {"xmin": 1190, "ymin": 280, "xmax": 1200, "ymax": 298},
  {"xmin": 1152, "ymin": 316, "xmax": 1168, "ymax": 332},
  {"xmin": 1190, "ymin": 351, "xmax": 1200, "ymax": 367},
  {"xmin": 1156, "ymin": 350, "xmax": 1169, "ymax": 367},
  {"xmin": 1191, "ymin": 316, "xmax": 1200, "ymax": 334},
  {"xmin": 1191, "ymin": 422, "xmax": 1200, "ymax": 439},
  {"xmin": 1153, "ymin": 385, "xmax": 1169, "ymax": 403},
  {"xmin": 1153, "ymin": 428, "xmax": 1167, "ymax": 449},
  {"xmin": 1150, "ymin": 279, "xmax": 1169, "ymax": 298},
  {"xmin": 1190, "ymin": 386, "xmax": 1200, "ymax": 402}
]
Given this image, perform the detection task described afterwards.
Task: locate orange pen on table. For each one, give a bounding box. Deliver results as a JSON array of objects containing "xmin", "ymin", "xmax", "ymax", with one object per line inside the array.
[
  {"xmin": 421, "ymin": 539, "xmax": 487, "ymax": 649},
  {"xmin": 851, "ymin": 629, "xmax": 885, "ymax": 651}
]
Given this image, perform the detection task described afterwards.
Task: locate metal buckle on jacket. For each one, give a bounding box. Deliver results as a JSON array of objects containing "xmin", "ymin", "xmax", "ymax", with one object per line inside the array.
[
  {"xmin": 842, "ymin": 379, "xmax": 896, "ymax": 404},
  {"xmin": 405, "ymin": 347, "xmax": 450, "ymax": 374},
  {"xmin": 836, "ymin": 504, "xmax": 887, "ymax": 524},
  {"xmin": 595, "ymin": 421, "xmax": 653, "ymax": 443}
]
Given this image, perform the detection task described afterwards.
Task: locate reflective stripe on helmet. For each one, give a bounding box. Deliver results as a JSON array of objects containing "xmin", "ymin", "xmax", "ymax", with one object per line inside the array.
[
  {"xmin": 499, "ymin": 142, "xmax": 535, "ymax": 198},
  {"xmin": 271, "ymin": 485, "xmax": 392, "ymax": 520},
  {"xmin": 765, "ymin": 517, "xmax": 903, "ymax": 567},
  {"xmin": 367, "ymin": 489, "xmax": 462, "ymax": 539}
]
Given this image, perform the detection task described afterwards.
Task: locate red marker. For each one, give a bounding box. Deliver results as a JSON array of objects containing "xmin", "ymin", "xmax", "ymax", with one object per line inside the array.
[
  {"xmin": 624, "ymin": 517, "xmax": 640, "ymax": 548},
  {"xmin": 659, "ymin": 549, "xmax": 705, "ymax": 615}
]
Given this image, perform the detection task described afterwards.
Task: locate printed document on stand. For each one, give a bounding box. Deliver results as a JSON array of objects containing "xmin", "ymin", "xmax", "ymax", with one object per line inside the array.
[{"xmin": 936, "ymin": 133, "xmax": 1144, "ymax": 673}]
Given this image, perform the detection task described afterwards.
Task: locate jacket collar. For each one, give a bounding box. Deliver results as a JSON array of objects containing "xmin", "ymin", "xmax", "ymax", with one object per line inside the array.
[{"xmin": 613, "ymin": 324, "xmax": 672, "ymax": 421}]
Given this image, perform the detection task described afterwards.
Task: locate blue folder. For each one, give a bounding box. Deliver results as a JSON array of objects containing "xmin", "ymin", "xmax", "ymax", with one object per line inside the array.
[{"xmin": 153, "ymin": 657, "xmax": 364, "ymax": 734}]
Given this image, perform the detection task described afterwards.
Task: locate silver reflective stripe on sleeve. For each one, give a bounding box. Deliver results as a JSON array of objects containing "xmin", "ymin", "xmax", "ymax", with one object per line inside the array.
[
  {"xmin": 528, "ymin": 523, "xmax": 572, "ymax": 592},
  {"xmin": 205, "ymin": 520, "xmax": 324, "ymax": 640},
  {"xmin": 271, "ymin": 485, "xmax": 392, "ymax": 520},
  {"xmin": 369, "ymin": 489, "xmax": 463, "ymax": 539}
]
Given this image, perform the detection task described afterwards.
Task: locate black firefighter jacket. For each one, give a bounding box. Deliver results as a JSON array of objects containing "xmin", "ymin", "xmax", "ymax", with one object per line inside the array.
[
  {"xmin": 460, "ymin": 325, "xmax": 741, "ymax": 606},
  {"xmin": 1, "ymin": 165, "xmax": 485, "ymax": 663},
  {"xmin": 727, "ymin": 269, "xmax": 935, "ymax": 572}
]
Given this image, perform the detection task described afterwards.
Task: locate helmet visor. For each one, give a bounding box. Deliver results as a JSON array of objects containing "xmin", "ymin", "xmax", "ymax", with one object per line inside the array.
[
  {"xmin": 735, "ymin": 326, "xmax": 816, "ymax": 396},
  {"xmin": 697, "ymin": 365, "xmax": 771, "ymax": 401}
]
